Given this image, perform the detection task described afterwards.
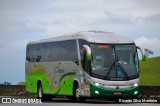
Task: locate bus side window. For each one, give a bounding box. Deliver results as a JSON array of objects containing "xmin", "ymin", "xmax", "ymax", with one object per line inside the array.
[
  {"xmin": 29, "ymin": 44, "xmax": 36, "ymax": 62},
  {"xmin": 66, "ymin": 40, "xmax": 78, "ymax": 61},
  {"xmin": 41, "ymin": 43, "xmax": 50, "ymax": 62},
  {"xmin": 26, "ymin": 45, "xmax": 30, "ymax": 62},
  {"xmin": 35, "ymin": 44, "xmax": 42, "ymax": 62}
]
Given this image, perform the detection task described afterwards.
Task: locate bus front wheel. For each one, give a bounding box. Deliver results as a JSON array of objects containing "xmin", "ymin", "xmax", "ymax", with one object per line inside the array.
[{"xmin": 74, "ymin": 84, "xmax": 85, "ymax": 102}]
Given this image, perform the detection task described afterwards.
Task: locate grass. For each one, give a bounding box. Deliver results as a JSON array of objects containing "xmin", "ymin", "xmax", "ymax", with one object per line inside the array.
[{"xmin": 140, "ymin": 56, "xmax": 160, "ymax": 86}]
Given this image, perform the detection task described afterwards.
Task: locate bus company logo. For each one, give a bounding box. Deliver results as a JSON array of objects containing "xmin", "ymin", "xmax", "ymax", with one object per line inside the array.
[{"xmin": 2, "ymin": 98, "xmax": 11, "ymax": 103}]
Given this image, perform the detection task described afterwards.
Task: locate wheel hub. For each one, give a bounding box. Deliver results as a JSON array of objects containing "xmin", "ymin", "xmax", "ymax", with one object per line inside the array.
[{"xmin": 76, "ymin": 88, "xmax": 80, "ymax": 97}]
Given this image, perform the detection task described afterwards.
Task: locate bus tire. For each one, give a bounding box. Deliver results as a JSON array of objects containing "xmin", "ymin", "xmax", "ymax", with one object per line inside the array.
[
  {"xmin": 37, "ymin": 83, "xmax": 53, "ymax": 101},
  {"xmin": 74, "ymin": 84, "xmax": 85, "ymax": 102},
  {"xmin": 37, "ymin": 83, "xmax": 43, "ymax": 99}
]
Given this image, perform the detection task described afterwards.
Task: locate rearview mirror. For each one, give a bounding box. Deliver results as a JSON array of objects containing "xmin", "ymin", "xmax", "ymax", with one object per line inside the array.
[
  {"xmin": 136, "ymin": 46, "xmax": 147, "ymax": 61},
  {"xmin": 83, "ymin": 45, "xmax": 92, "ymax": 60}
]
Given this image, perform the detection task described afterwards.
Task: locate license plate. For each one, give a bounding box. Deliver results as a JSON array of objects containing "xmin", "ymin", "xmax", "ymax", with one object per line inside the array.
[{"xmin": 114, "ymin": 92, "xmax": 121, "ymax": 95}]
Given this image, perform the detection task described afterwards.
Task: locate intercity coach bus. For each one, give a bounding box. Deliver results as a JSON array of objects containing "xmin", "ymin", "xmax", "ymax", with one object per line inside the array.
[{"xmin": 25, "ymin": 31, "xmax": 146, "ymax": 102}]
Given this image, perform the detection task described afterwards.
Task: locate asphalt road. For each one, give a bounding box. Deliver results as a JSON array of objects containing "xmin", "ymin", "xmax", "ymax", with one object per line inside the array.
[{"xmin": 0, "ymin": 98, "xmax": 159, "ymax": 106}]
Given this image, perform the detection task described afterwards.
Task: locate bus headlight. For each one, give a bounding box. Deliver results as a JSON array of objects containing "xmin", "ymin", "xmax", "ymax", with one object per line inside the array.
[
  {"xmin": 94, "ymin": 82, "xmax": 104, "ymax": 87},
  {"xmin": 90, "ymin": 80, "xmax": 103, "ymax": 87},
  {"xmin": 133, "ymin": 83, "xmax": 138, "ymax": 87},
  {"xmin": 130, "ymin": 83, "xmax": 139, "ymax": 88},
  {"xmin": 95, "ymin": 83, "xmax": 100, "ymax": 86}
]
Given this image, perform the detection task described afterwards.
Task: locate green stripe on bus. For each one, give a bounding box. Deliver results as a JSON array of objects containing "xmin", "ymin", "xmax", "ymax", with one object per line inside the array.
[{"xmin": 52, "ymin": 72, "xmax": 76, "ymax": 95}]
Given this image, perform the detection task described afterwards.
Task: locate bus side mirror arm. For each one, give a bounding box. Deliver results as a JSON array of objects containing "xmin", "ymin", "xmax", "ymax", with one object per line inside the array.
[
  {"xmin": 136, "ymin": 46, "xmax": 146, "ymax": 61},
  {"xmin": 83, "ymin": 45, "xmax": 92, "ymax": 60}
]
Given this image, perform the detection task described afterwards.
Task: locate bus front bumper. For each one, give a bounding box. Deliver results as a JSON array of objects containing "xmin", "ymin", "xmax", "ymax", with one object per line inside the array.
[{"xmin": 90, "ymin": 83, "xmax": 140, "ymax": 98}]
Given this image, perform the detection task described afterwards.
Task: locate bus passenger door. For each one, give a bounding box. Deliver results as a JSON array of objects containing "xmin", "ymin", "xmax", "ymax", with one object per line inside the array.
[{"xmin": 81, "ymin": 49, "xmax": 91, "ymax": 95}]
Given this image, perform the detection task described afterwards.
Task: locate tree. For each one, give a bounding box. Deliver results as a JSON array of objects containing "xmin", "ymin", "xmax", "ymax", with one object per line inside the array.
[
  {"xmin": 0, "ymin": 82, "xmax": 11, "ymax": 85},
  {"xmin": 144, "ymin": 49, "xmax": 154, "ymax": 58}
]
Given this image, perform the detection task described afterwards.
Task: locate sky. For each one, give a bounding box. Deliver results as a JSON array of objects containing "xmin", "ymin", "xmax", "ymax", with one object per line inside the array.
[{"xmin": 0, "ymin": 0, "xmax": 160, "ymax": 84}]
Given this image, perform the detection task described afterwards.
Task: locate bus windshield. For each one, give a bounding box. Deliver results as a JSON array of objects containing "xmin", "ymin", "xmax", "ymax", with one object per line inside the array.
[{"xmin": 90, "ymin": 44, "xmax": 139, "ymax": 81}]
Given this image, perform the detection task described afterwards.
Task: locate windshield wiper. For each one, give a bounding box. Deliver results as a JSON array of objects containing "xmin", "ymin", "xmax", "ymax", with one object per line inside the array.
[
  {"xmin": 116, "ymin": 57, "xmax": 129, "ymax": 79},
  {"xmin": 118, "ymin": 64, "xmax": 129, "ymax": 79},
  {"xmin": 104, "ymin": 56, "xmax": 129, "ymax": 80},
  {"xmin": 104, "ymin": 61, "xmax": 115, "ymax": 80}
]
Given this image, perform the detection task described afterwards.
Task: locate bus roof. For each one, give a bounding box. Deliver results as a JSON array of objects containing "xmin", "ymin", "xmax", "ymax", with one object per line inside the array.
[{"xmin": 28, "ymin": 30, "xmax": 134, "ymax": 45}]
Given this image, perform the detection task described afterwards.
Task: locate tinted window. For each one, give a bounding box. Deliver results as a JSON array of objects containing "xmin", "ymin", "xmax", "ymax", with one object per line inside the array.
[
  {"xmin": 50, "ymin": 42, "xmax": 59, "ymax": 61},
  {"xmin": 65, "ymin": 40, "xmax": 77, "ymax": 61},
  {"xmin": 50, "ymin": 40, "xmax": 78, "ymax": 61},
  {"xmin": 26, "ymin": 40, "xmax": 78, "ymax": 62},
  {"xmin": 41, "ymin": 43, "xmax": 50, "ymax": 62},
  {"xmin": 26, "ymin": 44, "xmax": 42, "ymax": 62},
  {"xmin": 35, "ymin": 44, "xmax": 42, "ymax": 62},
  {"xmin": 26, "ymin": 45, "xmax": 30, "ymax": 61}
]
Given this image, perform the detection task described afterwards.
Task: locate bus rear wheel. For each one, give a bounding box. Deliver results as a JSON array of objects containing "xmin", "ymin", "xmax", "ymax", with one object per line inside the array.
[
  {"xmin": 37, "ymin": 83, "xmax": 53, "ymax": 101},
  {"xmin": 37, "ymin": 83, "xmax": 43, "ymax": 99}
]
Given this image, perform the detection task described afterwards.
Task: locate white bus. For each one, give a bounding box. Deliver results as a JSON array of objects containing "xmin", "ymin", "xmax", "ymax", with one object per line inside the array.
[{"xmin": 25, "ymin": 30, "xmax": 146, "ymax": 102}]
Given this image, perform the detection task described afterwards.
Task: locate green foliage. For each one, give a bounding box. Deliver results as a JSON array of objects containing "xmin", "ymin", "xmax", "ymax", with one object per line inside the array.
[
  {"xmin": 140, "ymin": 56, "xmax": 160, "ymax": 86},
  {"xmin": 16, "ymin": 82, "xmax": 26, "ymax": 85}
]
